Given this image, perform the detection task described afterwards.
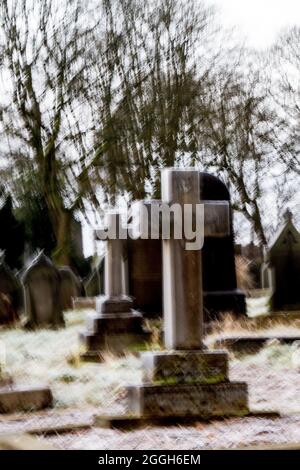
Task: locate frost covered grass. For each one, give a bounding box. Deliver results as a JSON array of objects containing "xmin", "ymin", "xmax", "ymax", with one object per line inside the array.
[
  {"xmin": 2, "ymin": 308, "xmax": 300, "ymax": 414},
  {"xmin": 207, "ymin": 311, "xmax": 300, "ymax": 341},
  {"xmin": 233, "ymin": 340, "xmax": 300, "ymax": 370},
  {"xmin": 0, "ymin": 310, "xmax": 142, "ymax": 409}
]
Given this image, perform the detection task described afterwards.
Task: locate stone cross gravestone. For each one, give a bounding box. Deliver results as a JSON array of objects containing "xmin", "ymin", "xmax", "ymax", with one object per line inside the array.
[
  {"xmin": 80, "ymin": 213, "xmax": 151, "ymax": 361},
  {"xmin": 22, "ymin": 252, "xmax": 64, "ymax": 329},
  {"xmin": 126, "ymin": 172, "xmax": 246, "ymax": 320},
  {"xmin": 0, "ymin": 255, "xmax": 22, "ymax": 325},
  {"xmin": 59, "ymin": 266, "xmax": 84, "ymax": 311},
  {"xmin": 124, "ymin": 168, "xmax": 248, "ymax": 419}
]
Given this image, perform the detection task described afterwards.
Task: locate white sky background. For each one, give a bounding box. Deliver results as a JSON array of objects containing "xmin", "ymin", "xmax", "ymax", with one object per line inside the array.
[
  {"xmin": 211, "ymin": 0, "xmax": 300, "ymax": 48},
  {"xmin": 83, "ymin": 0, "xmax": 300, "ymax": 257}
]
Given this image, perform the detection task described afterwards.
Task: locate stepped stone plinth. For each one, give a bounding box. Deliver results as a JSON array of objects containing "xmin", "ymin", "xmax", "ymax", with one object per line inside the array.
[{"xmin": 80, "ymin": 213, "xmax": 151, "ymax": 361}]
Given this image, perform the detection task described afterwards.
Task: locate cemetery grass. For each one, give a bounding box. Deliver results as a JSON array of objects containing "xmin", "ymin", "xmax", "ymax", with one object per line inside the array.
[
  {"xmin": 0, "ymin": 310, "xmax": 144, "ymax": 410},
  {"xmin": 1, "ymin": 311, "xmax": 300, "ymax": 412},
  {"xmin": 1, "ymin": 311, "xmax": 300, "ymax": 448}
]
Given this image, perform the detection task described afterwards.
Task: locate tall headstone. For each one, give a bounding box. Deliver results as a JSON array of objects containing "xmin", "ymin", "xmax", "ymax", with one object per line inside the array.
[
  {"xmin": 123, "ymin": 168, "xmax": 248, "ymax": 419},
  {"xmin": 22, "ymin": 252, "xmax": 64, "ymax": 328},
  {"xmin": 127, "ymin": 239, "xmax": 162, "ymax": 316},
  {"xmin": 200, "ymin": 173, "xmax": 245, "ymax": 318},
  {"xmin": 264, "ymin": 210, "xmax": 300, "ymax": 310},
  {"xmin": 126, "ymin": 172, "xmax": 246, "ymax": 320},
  {"xmin": 80, "ymin": 213, "xmax": 151, "ymax": 361},
  {"xmin": 59, "ymin": 266, "xmax": 84, "ymax": 310},
  {"xmin": 0, "ymin": 255, "xmax": 22, "ymax": 325}
]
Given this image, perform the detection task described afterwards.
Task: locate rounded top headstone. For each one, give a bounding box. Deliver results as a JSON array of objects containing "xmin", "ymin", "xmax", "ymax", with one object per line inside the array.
[
  {"xmin": 22, "ymin": 251, "xmax": 58, "ymax": 284},
  {"xmin": 200, "ymin": 173, "xmax": 230, "ymax": 201}
]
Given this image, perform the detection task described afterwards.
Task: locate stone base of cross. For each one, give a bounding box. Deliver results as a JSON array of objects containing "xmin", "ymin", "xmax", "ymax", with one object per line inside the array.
[
  {"xmin": 122, "ymin": 168, "xmax": 248, "ymax": 419},
  {"xmin": 79, "ymin": 212, "xmax": 151, "ymax": 362}
]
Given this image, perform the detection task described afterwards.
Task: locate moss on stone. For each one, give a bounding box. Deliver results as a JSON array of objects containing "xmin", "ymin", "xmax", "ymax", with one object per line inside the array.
[
  {"xmin": 128, "ymin": 343, "xmax": 149, "ymax": 352},
  {"xmin": 153, "ymin": 373, "xmax": 226, "ymax": 386}
]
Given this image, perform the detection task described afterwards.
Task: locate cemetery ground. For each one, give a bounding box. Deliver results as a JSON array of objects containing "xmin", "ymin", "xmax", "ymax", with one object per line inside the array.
[{"xmin": 1, "ymin": 309, "xmax": 300, "ymax": 449}]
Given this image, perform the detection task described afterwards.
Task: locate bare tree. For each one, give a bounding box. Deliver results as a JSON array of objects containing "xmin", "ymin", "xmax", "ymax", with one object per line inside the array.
[
  {"xmin": 1, "ymin": 0, "xmax": 284, "ymax": 255},
  {"xmin": 272, "ymin": 26, "xmax": 300, "ymax": 174},
  {"xmin": 0, "ymin": 0, "xmax": 101, "ymax": 264},
  {"xmin": 0, "ymin": 0, "xmax": 219, "ymax": 260},
  {"xmin": 196, "ymin": 63, "xmax": 279, "ymax": 246},
  {"xmin": 92, "ymin": 0, "xmax": 216, "ymax": 201}
]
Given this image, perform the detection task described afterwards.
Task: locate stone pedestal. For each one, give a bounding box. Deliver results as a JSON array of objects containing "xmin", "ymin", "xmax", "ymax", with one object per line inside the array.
[
  {"xmin": 80, "ymin": 296, "xmax": 151, "ymax": 360},
  {"xmin": 125, "ymin": 350, "xmax": 248, "ymax": 418},
  {"xmin": 80, "ymin": 213, "xmax": 151, "ymax": 361}
]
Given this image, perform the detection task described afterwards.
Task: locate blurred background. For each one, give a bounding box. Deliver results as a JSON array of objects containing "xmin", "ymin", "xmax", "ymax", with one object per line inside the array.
[{"xmin": 0, "ymin": 0, "xmax": 300, "ymax": 272}]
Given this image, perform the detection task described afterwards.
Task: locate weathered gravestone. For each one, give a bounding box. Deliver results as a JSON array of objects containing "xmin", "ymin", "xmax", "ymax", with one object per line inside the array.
[
  {"xmin": 59, "ymin": 266, "xmax": 84, "ymax": 310},
  {"xmin": 98, "ymin": 168, "xmax": 248, "ymax": 422},
  {"xmin": 126, "ymin": 172, "xmax": 246, "ymax": 320},
  {"xmin": 200, "ymin": 173, "xmax": 245, "ymax": 318},
  {"xmin": 0, "ymin": 255, "xmax": 22, "ymax": 325},
  {"xmin": 22, "ymin": 252, "xmax": 64, "ymax": 328},
  {"xmin": 126, "ymin": 239, "xmax": 162, "ymax": 317},
  {"xmin": 262, "ymin": 209, "xmax": 300, "ymax": 310},
  {"xmin": 80, "ymin": 213, "xmax": 151, "ymax": 361}
]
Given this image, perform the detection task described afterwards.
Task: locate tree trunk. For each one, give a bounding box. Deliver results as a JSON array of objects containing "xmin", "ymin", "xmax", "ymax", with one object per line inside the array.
[
  {"xmin": 52, "ymin": 209, "xmax": 72, "ymax": 266},
  {"xmin": 42, "ymin": 145, "xmax": 74, "ymax": 266},
  {"xmin": 251, "ymin": 200, "xmax": 267, "ymax": 247},
  {"xmin": 43, "ymin": 187, "xmax": 73, "ymax": 266}
]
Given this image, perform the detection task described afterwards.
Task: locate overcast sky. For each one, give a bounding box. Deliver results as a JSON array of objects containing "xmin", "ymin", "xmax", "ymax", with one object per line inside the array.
[{"xmin": 211, "ymin": 0, "xmax": 300, "ymax": 48}]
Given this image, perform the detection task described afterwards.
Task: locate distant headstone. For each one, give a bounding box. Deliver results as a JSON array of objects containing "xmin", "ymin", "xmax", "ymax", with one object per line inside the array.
[
  {"xmin": 264, "ymin": 210, "xmax": 300, "ymax": 310},
  {"xmin": 59, "ymin": 267, "xmax": 84, "ymax": 311},
  {"xmin": 127, "ymin": 239, "xmax": 162, "ymax": 316},
  {"xmin": 0, "ymin": 256, "xmax": 22, "ymax": 325},
  {"xmin": 22, "ymin": 252, "xmax": 64, "ymax": 328}
]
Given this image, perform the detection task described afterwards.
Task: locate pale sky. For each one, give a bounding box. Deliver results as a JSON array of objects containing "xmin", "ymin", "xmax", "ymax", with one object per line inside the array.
[{"xmin": 211, "ymin": 0, "xmax": 300, "ymax": 48}]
